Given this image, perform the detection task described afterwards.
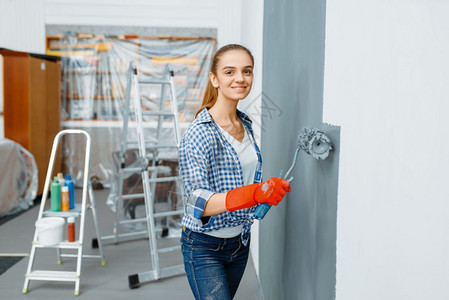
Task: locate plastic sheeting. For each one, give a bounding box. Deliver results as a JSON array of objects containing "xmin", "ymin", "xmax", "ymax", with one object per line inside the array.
[
  {"xmin": 47, "ymin": 35, "xmax": 215, "ymax": 185},
  {"xmin": 0, "ymin": 138, "xmax": 38, "ymax": 217}
]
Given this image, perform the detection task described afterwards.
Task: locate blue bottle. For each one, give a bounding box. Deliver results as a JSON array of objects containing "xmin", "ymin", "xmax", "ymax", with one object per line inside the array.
[{"xmin": 65, "ymin": 174, "xmax": 75, "ymax": 209}]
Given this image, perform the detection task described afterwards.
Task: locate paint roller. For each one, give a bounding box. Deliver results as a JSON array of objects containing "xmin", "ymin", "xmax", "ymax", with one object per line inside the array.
[{"xmin": 254, "ymin": 126, "xmax": 333, "ymax": 219}]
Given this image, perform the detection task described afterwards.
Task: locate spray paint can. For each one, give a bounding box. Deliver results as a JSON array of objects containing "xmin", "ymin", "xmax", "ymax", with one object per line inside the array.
[
  {"xmin": 51, "ymin": 177, "xmax": 61, "ymax": 212},
  {"xmin": 67, "ymin": 217, "xmax": 75, "ymax": 242},
  {"xmin": 61, "ymin": 186, "xmax": 69, "ymax": 211},
  {"xmin": 65, "ymin": 174, "xmax": 75, "ymax": 210}
]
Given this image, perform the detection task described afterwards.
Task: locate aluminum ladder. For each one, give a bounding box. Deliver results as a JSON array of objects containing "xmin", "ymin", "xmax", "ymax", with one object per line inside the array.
[
  {"xmin": 22, "ymin": 129, "xmax": 106, "ymax": 296},
  {"xmin": 98, "ymin": 62, "xmax": 185, "ymax": 288}
]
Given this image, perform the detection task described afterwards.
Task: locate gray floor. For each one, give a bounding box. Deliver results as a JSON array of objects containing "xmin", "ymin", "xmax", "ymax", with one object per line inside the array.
[{"xmin": 0, "ymin": 188, "xmax": 263, "ymax": 299}]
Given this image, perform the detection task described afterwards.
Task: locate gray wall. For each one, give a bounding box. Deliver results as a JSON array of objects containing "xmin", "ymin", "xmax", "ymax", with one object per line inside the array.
[{"xmin": 259, "ymin": 0, "xmax": 340, "ymax": 299}]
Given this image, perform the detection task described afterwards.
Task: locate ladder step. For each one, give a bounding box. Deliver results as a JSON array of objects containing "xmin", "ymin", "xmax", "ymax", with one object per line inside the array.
[
  {"xmin": 125, "ymin": 141, "xmax": 178, "ymax": 149},
  {"xmin": 138, "ymin": 79, "xmax": 171, "ymax": 85},
  {"xmin": 119, "ymin": 176, "xmax": 179, "ymax": 184},
  {"xmin": 43, "ymin": 203, "xmax": 82, "ymax": 218},
  {"xmin": 99, "ymin": 231, "xmax": 148, "ymax": 245},
  {"xmin": 147, "ymin": 176, "xmax": 181, "ymax": 183},
  {"xmin": 119, "ymin": 166, "xmax": 163, "ymax": 173},
  {"xmin": 129, "ymin": 111, "xmax": 175, "ymax": 117},
  {"xmin": 158, "ymin": 245, "xmax": 181, "ymax": 253},
  {"xmin": 119, "ymin": 218, "xmax": 146, "ymax": 225},
  {"xmin": 117, "ymin": 175, "xmax": 180, "ymax": 183},
  {"xmin": 60, "ymin": 253, "xmax": 102, "ymax": 259},
  {"xmin": 117, "ymin": 210, "xmax": 183, "ymax": 224},
  {"xmin": 33, "ymin": 240, "xmax": 82, "ymax": 249},
  {"xmin": 142, "ymin": 111, "xmax": 175, "ymax": 117},
  {"xmin": 26, "ymin": 270, "xmax": 79, "ymax": 282},
  {"xmin": 126, "ymin": 111, "xmax": 176, "ymax": 117},
  {"xmin": 131, "ymin": 265, "xmax": 184, "ymax": 284},
  {"xmin": 120, "ymin": 167, "xmax": 145, "ymax": 173},
  {"xmin": 121, "ymin": 193, "xmax": 145, "ymax": 200},
  {"xmin": 154, "ymin": 210, "xmax": 184, "ymax": 218}
]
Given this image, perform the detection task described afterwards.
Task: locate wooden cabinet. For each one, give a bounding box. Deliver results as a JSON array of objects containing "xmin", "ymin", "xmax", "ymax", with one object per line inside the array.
[{"xmin": 1, "ymin": 49, "xmax": 61, "ymax": 195}]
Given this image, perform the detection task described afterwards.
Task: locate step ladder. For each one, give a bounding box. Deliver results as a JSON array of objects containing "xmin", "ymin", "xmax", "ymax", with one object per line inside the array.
[
  {"xmin": 23, "ymin": 129, "xmax": 106, "ymax": 296},
  {"xmin": 98, "ymin": 62, "xmax": 185, "ymax": 288}
]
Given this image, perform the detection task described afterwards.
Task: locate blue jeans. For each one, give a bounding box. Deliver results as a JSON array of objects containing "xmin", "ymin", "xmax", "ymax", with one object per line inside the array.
[{"xmin": 180, "ymin": 227, "xmax": 250, "ymax": 300}]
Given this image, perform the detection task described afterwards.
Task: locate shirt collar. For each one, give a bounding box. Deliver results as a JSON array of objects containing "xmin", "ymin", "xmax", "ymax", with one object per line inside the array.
[{"xmin": 195, "ymin": 107, "xmax": 253, "ymax": 126}]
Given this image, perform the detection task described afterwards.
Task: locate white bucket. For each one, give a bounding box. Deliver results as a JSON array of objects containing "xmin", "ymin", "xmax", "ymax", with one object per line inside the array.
[{"xmin": 35, "ymin": 217, "xmax": 65, "ymax": 246}]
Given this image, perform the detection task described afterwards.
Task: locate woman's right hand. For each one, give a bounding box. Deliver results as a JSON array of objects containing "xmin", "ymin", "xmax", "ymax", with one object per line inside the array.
[
  {"xmin": 254, "ymin": 177, "xmax": 291, "ymax": 206},
  {"xmin": 225, "ymin": 177, "xmax": 291, "ymax": 212}
]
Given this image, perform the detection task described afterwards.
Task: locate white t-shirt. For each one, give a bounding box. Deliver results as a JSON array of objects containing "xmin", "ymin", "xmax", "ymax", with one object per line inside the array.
[{"xmin": 206, "ymin": 125, "xmax": 258, "ymax": 238}]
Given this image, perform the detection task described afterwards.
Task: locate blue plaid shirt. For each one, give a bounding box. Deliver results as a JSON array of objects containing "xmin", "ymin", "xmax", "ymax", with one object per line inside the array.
[{"xmin": 179, "ymin": 108, "xmax": 263, "ymax": 245}]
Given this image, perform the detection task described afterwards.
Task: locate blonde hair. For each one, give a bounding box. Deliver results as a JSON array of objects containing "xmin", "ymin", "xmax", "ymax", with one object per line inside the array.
[{"xmin": 195, "ymin": 44, "xmax": 254, "ymax": 117}]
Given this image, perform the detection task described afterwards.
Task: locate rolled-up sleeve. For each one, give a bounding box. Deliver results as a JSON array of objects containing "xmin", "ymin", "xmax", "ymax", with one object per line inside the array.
[{"xmin": 179, "ymin": 129, "xmax": 215, "ymax": 222}]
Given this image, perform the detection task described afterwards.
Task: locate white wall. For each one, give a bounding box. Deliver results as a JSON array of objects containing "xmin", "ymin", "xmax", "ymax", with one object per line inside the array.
[
  {"xmin": 216, "ymin": 0, "xmax": 241, "ymax": 47},
  {"xmin": 0, "ymin": 0, "xmax": 45, "ymax": 53},
  {"xmin": 45, "ymin": 0, "xmax": 218, "ymax": 28},
  {"xmin": 0, "ymin": 0, "xmax": 46, "ymax": 138},
  {"xmin": 323, "ymin": 1, "xmax": 449, "ymax": 299}
]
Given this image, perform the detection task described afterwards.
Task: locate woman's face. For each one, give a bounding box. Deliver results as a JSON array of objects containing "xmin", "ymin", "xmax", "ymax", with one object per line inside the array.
[{"xmin": 210, "ymin": 50, "xmax": 254, "ymax": 102}]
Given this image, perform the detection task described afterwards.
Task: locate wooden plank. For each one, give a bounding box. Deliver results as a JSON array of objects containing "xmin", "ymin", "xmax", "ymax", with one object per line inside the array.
[
  {"xmin": 29, "ymin": 57, "xmax": 47, "ymax": 194},
  {"xmin": 45, "ymin": 59, "xmax": 61, "ymax": 179},
  {"xmin": 1, "ymin": 50, "xmax": 31, "ymax": 150}
]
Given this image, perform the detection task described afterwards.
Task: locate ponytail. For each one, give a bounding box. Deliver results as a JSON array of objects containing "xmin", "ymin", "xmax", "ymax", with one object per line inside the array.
[{"xmin": 195, "ymin": 80, "xmax": 218, "ymax": 117}]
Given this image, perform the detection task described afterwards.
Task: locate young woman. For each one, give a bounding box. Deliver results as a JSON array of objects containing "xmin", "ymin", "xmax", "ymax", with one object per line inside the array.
[{"xmin": 179, "ymin": 44, "xmax": 291, "ymax": 299}]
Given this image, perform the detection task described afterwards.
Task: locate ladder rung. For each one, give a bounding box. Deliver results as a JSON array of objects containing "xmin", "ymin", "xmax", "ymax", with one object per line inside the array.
[
  {"xmin": 60, "ymin": 254, "xmax": 103, "ymax": 259},
  {"xmin": 118, "ymin": 217, "xmax": 146, "ymax": 225},
  {"xmin": 121, "ymin": 193, "xmax": 145, "ymax": 200},
  {"xmin": 120, "ymin": 167, "xmax": 146, "ymax": 173},
  {"xmin": 154, "ymin": 210, "xmax": 184, "ymax": 218},
  {"xmin": 138, "ymin": 79, "xmax": 171, "ymax": 85},
  {"xmin": 124, "ymin": 141, "xmax": 178, "ymax": 149},
  {"xmin": 80, "ymin": 254, "xmax": 103, "ymax": 259},
  {"xmin": 142, "ymin": 111, "xmax": 175, "ymax": 117},
  {"xmin": 147, "ymin": 176, "xmax": 180, "ymax": 183},
  {"xmin": 33, "ymin": 241, "xmax": 82, "ymax": 249},
  {"xmin": 120, "ymin": 166, "xmax": 169, "ymax": 173},
  {"xmin": 124, "ymin": 141, "xmax": 155, "ymax": 146},
  {"xmin": 26, "ymin": 270, "xmax": 79, "ymax": 282},
  {"xmin": 99, "ymin": 231, "xmax": 148, "ymax": 245},
  {"xmin": 126, "ymin": 111, "xmax": 175, "ymax": 117},
  {"xmin": 59, "ymin": 254, "xmax": 79, "ymax": 258},
  {"xmin": 118, "ymin": 210, "xmax": 183, "ymax": 224},
  {"xmin": 158, "ymin": 245, "xmax": 181, "ymax": 253},
  {"xmin": 133, "ymin": 265, "xmax": 184, "ymax": 283},
  {"xmin": 43, "ymin": 203, "xmax": 83, "ymax": 218}
]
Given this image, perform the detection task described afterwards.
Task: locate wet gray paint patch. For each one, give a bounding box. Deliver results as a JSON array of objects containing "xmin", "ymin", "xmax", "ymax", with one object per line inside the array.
[{"xmin": 259, "ymin": 0, "xmax": 340, "ymax": 299}]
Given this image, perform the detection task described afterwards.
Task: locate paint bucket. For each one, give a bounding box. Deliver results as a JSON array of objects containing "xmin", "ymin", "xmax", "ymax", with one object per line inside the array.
[{"xmin": 35, "ymin": 217, "xmax": 65, "ymax": 246}]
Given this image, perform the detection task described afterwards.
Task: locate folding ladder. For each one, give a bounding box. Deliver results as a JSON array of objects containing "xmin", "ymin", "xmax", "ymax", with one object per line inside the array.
[
  {"xmin": 23, "ymin": 129, "xmax": 105, "ymax": 296},
  {"xmin": 98, "ymin": 62, "xmax": 185, "ymax": 288}
]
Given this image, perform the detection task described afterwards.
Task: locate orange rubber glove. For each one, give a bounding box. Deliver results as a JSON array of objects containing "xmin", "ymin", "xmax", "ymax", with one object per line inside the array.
[{"xmin": 225, "ymin": 177, "xmax": 291, "ymax": 212}]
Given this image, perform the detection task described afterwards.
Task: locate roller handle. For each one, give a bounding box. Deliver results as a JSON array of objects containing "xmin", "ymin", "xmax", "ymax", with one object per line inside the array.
[
  {"xmin": 254, "ymin": 202, "xmax": 271, "ymax": 219},
  {"xmin": 254, "ymin": 170, "xmax": 284, "ymax": 219}
]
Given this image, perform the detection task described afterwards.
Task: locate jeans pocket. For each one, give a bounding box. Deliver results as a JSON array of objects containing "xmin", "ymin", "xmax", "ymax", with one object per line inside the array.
[
  {"xmin": 191, "ymin": 244, "xmax": 220, "ymax": 252},
  {"xmin": 231, "ymin": 239, "xmax": 242, "ymax": 258},
  {"xmin": 189, "ymin": 233, "xmax": 220, "ymax": 252}
]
